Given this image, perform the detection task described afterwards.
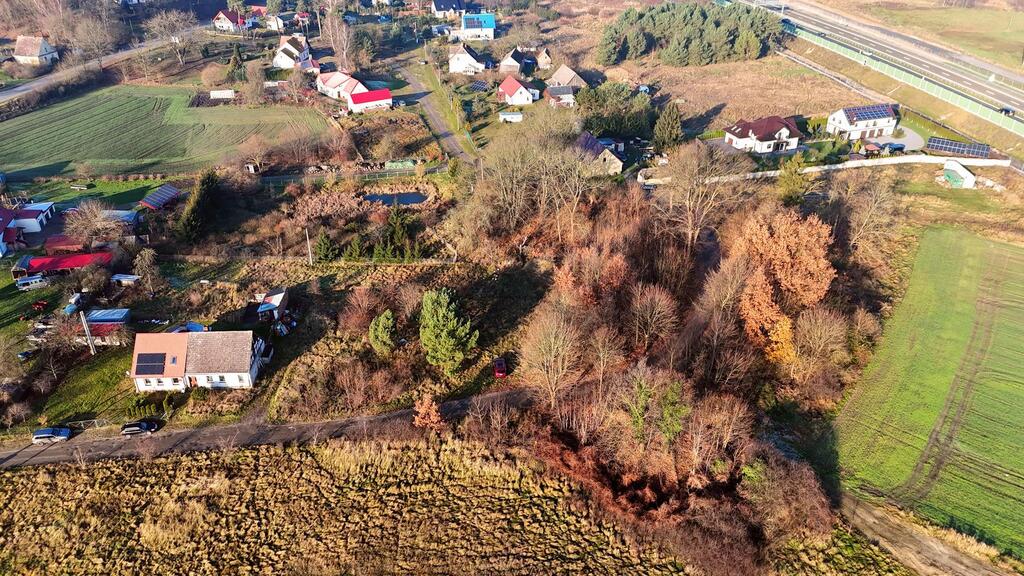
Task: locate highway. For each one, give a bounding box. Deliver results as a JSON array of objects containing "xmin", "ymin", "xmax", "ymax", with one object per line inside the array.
[{"xmin": 748, "ymin": 1, "xmax": 1024, "ymax": 122}]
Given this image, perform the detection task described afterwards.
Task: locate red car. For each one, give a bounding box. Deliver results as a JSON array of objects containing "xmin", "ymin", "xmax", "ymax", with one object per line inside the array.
[{"xmin": 493, "ymin": 357, "xmax": 508, "ymax": 379}]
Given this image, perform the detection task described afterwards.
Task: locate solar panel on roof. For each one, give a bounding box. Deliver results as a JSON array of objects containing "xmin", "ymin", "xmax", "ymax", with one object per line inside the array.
[
  {"xmin": 926, "ymin": 137, "xmax": 990, "ymax": 158},
  {"xmin": 846, "ymin": 104, "xmax": 893, "ymax": 122},
  {"xmin": 135, "ymin": 353, "xmax": 166, "ymax": 376},
  {"xmin": 137, "ymin": 353, "xmax": 164, "ymax": 363}
]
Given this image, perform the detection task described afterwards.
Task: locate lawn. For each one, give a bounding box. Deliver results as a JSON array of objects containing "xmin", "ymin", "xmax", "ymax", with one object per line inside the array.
[
  {"xmin": 837, "ymin": 227, "xmax": 1024, "ymax": 557},
  {"xmin": 37, "ymin": 348, "xmax": 136, "ymax": 425},
  {"xmin": 409, "ymin": 63, "xmax": 477, "ymax": 156},
  {"xmin": 8, "ymin": 179, "xmax": 168, "ymax": 210},
  {"xmin": 0, "ymin": 85, "xmax": 329, "ymax": 180},
  {"xmin": 897, "ymin": 110, "xmax": 964, "ymax": 143},
  {"xmin": 0, "ymin": 272, "xmax": 60, "ymax": 341},
  {"xmin": 871, "ymin": 6, "xmax": 1024, "ymax": 71},
  {"xmin": 899, "ymin": 180, "xmax": 997, "ymax": 214}
]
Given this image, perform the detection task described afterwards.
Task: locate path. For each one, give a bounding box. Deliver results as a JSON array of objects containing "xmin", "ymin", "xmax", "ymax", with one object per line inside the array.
[
  {"xmin": 0, "ymin": 389, "xmax": 527, "ymax": 470},
  {"xmin": 391, "ymin": 59, "xmax": 474, "ymax": 164}
]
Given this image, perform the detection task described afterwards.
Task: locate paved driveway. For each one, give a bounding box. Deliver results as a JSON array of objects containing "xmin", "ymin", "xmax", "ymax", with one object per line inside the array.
[{"xmin": 873, "ymin": 126, "xmax": 926, "ymax": 151}]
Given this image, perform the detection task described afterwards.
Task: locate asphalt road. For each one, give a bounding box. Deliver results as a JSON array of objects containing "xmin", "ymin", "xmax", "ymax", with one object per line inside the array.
[
  {"xmin": 0, "ymin": 388, "xmax": 528, "ymax": 470},
  {"xmin": 755, "ymin": 1, "xmax": 1024, "ymax": 115}
]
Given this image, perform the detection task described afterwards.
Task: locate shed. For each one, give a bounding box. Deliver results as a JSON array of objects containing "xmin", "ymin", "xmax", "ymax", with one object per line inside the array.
[
  {"xmin": 111, "ymin": 274, "xmax": 141, "ymax": 286},
  {"xmin": 257, "ymin": 287, "xmax": 289, "ymax": 321},
  {"xmin": 85, "ymin": 308, "xmax": 131, "ymax": 324},
  {"xmin": 498, "ymin": 111, "xmax": 523, "ymax": 123},
  {"xmin": 140, "ymin": 184, "xmax": 183, "ymax": 210},
  {"xmin": 943, "ymin": 160, "xmax": 977, "ymax": 189}
]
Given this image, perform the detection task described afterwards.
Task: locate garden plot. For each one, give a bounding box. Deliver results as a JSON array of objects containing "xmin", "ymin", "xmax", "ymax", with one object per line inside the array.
[{"xmin": 837, "ymin": 227, "xmax": 1024, "ymax": 558}]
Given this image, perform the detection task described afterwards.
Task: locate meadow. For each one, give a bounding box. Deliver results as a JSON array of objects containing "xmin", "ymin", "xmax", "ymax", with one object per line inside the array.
[
  {"xmin": 0, "ymin": 86, "xmax": 328, "ymax": 179},
  {"xmin": 837, "ymin": 227, "xmax": 1024, "ymax": 558}
]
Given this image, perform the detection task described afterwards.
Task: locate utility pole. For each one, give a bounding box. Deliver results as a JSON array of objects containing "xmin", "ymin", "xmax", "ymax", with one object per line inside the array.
[
  {"xmin": 305, "ymin": 227, "xmax": 314, "ymax": 265},
  {"xmin": 79, "ymin": 311, "xmax": 97, "ymax": 356}
]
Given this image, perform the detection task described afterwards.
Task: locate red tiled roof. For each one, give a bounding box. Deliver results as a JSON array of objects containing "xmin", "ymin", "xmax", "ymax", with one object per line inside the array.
[
  {"xmin": 79, "ymin": 323, "xmax": 122, "ymax": 337},
  {"xmin": 18, "ymin": 252, "xmax": 112, "ymax": 275},
  {"xmin": 350, "ymin": 88, "xmax": 392, "ymax": 105},
  {"xmin": 724, "ymin": 116, "xmax": 803, "ymax": 142},
  {"xmin": 215, "ymin": 10, "xmax": 245, "ymax": 25},
  {"xmin": 498, "ymin": 75, "xmax": 526, "ymax": 98},
  {"xmin": 44, "ymin": 234, "xmax": 85, "ymax": 249}
]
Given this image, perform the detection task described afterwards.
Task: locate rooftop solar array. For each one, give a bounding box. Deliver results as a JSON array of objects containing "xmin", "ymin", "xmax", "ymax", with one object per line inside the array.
[
  {"xmin": 926, "ymin": 137, "xmax": 990, "ymax": 158},
  {"xmin": 470, "ymin": 80, "xmax": 488, "ymax": 92},
  {"xmin": 844, "ymin": 104, "xmax": 894, "ymax": 123},
  {"xmin": 135, "ymin": 352, "xmax": 166, "ymax": 376},
  {"xmin": 140, "ymin": 183, "xmax": 182, "ymax": 209}
]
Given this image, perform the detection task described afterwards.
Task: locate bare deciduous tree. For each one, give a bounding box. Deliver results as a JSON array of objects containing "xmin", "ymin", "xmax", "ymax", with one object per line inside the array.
[
  {"xmin": 145, "ymin": 10, "xmax": 199, "ymax": 65},
  {"xmin": 630, "ymin": 283, "xmax": 678, "ymax": 350},
  {"xmin": 520, "ymin": 304, "xmax": 583, "ymax": 411},
  {"xmin": 238, "ymin": 134, "xmax": 271, "ymax": 172},
  {"xmin": 64, "ymin": 200, "xmax": 120, "ymax": 245}
]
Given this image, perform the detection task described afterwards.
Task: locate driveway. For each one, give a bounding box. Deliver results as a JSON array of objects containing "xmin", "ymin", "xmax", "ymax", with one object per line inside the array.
[
  {"xmin": 872, "ymin": 126, "xmax": 926, "ymax": 151},
  {"xmin": 0, "ymin": 389, "xmax": 527, "ymax": 470},
  {"xmin": 391, "ymin": 60, "xmax": 474, "ymax": 164}
]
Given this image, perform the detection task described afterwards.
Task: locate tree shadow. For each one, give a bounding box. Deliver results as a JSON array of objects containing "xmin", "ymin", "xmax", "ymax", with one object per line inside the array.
[{"xmin": 683, "ymin": 103, "xmax": 726, "ymax": 136}]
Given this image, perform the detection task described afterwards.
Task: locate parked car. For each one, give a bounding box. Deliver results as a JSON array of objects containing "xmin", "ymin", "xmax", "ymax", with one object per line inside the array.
[
  {"xmin": 120, "ymin": 420, "xmax": 159, "ymax": 437},
  {"xmin": 493, "ymin": 357, "xmax": 508, "ymax": 379},
  {"xmin": 884, "ymin": 143, "xmax": 906, "ymax": 154},
  {"xmin": 998, "ymin": 107, "xmax": 1015, "ymax": 117},
  {"xmin": 17, "ymin": 349, "xmax": 38, "ymax": 362},
  {"xmin": 32, "ymin": 427, "xmax": 72, "ymax": 445}
]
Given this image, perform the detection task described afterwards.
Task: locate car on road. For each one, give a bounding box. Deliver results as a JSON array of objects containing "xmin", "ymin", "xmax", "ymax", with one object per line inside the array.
[
  {"xmin": 120, "ymin": 420, "xmax": 159, "ymax": 437},
  {"xmin": 32, "ymin": 427, "xmax": 72, "ymax": 445},
  {"xmin": 493, "ymin": 357, "xmax": 508, "ymax": 379},
  {"xmin": 999, "ymin": 107, "xmax": 1016, "ymax": 117}
]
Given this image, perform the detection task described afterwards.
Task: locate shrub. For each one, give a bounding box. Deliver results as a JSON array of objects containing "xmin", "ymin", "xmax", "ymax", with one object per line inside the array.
[{"xmin": 368, "ymin": 310, "xmax": 397, "ymax": 358}]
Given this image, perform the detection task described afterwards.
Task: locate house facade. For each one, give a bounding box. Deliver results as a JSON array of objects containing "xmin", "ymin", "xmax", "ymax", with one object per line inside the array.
[
  {"xmin": 546, "ymin": 85, "xmax": 576, "ymax": 108},
  {"xmin": 449, "ymin": 43, "xmax": 486, "ymax": 75},
  {"xmin": 576, "ymin": 131, "xmax": 624, "ymax": 176},
  {"xmin": 498, "ymin": 48, "xmax": 525, "ymax": 74},
  {"xmin": 13, "ymin": 36, "xmax": 58, "ymax": 66},
  {"xmin": 826, "ymin": 104, "xmax": 898, "ymax": 140},
  {"xmin": 548, "ymin": 64, "xmax": 587, "ymax": 89},
  {"xmin": 266, "ymin": 12, "xmax": 296, "ymax": 31},
  {"xmin": 349, "ymin": 89, "xmax": 393, "ymax": 113},
  {"xmin": 536, "ymin": 48, "xmax": 553, "ymax": 70},
  {"xmin": 453, "ymin": 13, "xmax": 496, "ymax": 41},
  {"xmin": 131, "ymin": 331, "xmax": 269, "ymax": 392},
  {"xmin": 273, "ymin": 34, "xmax": 317, "ymax": 72},
  {"xmin": 723, "ymin": 116, "xmax": 803, "ymax": 153},
  {"xmin": 317, "ymin": 71, "xmax": 368, "ymax": 104},
  {"xmin": 498, "ymin": 76, "xmax": 534, "ymax": 106},
  {"xmin": 0, "ymin": 202, "xmax": 56, "ymax": 256},
  {"xmin": 432, "ymin": 0, "xmax": 466, "ymax": 19},
  {"xmin": 213, "ymin": 10, "xmax": 255, "ymax": 32}
]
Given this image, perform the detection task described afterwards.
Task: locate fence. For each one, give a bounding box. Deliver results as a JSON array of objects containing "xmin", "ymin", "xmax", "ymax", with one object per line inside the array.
[
  {"xmin": 711, "ymin": 154, "xmax": 1013, "ymax": 182},
  {"xmin": 789, "ymin": 27, "xmax": 1024, "ymax": 139}
]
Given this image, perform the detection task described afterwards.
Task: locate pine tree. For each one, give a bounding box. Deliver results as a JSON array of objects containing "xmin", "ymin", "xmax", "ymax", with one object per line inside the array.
[
  {"xmin": 176, "ymin": 171, "xmax": 217, "ymax": 242},
  {"xmin": 419, "ymin": 289, "xmax": 478, "ymax": 377},
  {"xmin": 735, "ymin": 30, "xmax": 762, "ymax": 60},
  {"xmin": 777, "ymin": 153, "xmax": 813, "ymax": 206},
  {"xmin": 227, "ymin": 44, "xmax": 246, "ymax": 82},
  {"xmin": 624, "ymin": 28, "xmax": 649, "ymax": 60},
  {"xmin": 368, "ymin": 310, "xmax": 396, "ymax": 358},
  {"xmin": 595, "ymin": 31, "xmax": 623, "ymax": 65},
  {"xmin": 342, "ymin": 235, "xmax": 363, "ymax": 261},
  {"xmin": 266, "ymin": 0, "xmax": 282, "ymax": 14},
  {"xmin": 314, "ymin": 229, "xmax": 339, "ymax": 263},
  {"xmin": 653, "ymin": 104, "xmax": 684, "ymax": 152}
]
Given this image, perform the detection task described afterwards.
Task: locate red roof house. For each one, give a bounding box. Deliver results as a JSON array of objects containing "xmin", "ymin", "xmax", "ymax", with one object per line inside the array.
[
  {"xmin": 723, "ymin": 116, "xmax": 803, "ymax": 154},
  {"xmin": 348, "ymin": 88, "xmax": 393, "ymax": 113},
  {"xmin": 43, "ymin": 234, "xmax": 88, "ymax": 255},
  {"xmin": 11, "ymin": 251, "xmax": 113, "ymax": 279},
  {"xmin": 213, "ymin": 10, "xmax": 253, "ymax": 32},
  {"xmin": 497, "ymin": 76, "xmax": 534, "ymax": 106}
]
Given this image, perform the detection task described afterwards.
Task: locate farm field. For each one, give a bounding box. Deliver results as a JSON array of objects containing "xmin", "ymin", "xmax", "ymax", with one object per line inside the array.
[
  {"xmin": 836, "ymin": 227, "xmax": 1024, "ymax": 558},
  {"xmin": 0, "ymin": 86, "xmax": 329, "ymax": 179},
  {"xmin": 9, "ymin": 179, "xmax": 168, "ymax": 209}
]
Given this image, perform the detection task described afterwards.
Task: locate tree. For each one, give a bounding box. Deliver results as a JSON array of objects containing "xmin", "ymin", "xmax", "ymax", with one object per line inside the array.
[
  {"xmin": 266, "ymin": 0, "xmax": 282, "ymax": 13},
  {"xmin": 313, "ymin": 228, "xmax": 339, "ymax": 262},
  {"xmin": 653, "ymin": 103, "xmax": 683, "ymax": 152},
  {"xmin": 342, "ymin": 235, "xmax": 363, "ymax": 261},
  {"xmin": 624, "ymin": 28, "xmax": 648, "ymax": 59},
  {"xmin": 132, "ymin": 248, "xmax": 162, "ymax": 295},
  {"xmin": 239, "ymin": 134, "xmax": 271, "ymax": 173},
  {"xmin": 177, "ymin": 171, "xmax": 217, "ymax": 242},
  {"xmin": 419, "ymin": 289, "xmax": 478, "ymax": 376},
  {"xmin": 739, "ymin": 448, "xmax": 833, "ymax": 548},
  {"xmin": 520, "ymin": 305, "xmax": 583, "ymax": 411},
  {"xmin": 243, "ymin": 60, "xmax": 265, "ymax": 104},
  {"xmin": 64, "ymin": 200, "xmax": 120, "ymax": 246},
  {"xmin": 368, "ymin": 310, "xmax": 396, "ymax": 358},
  {"xmin": 72, "ymin": 15, "xmax": 118, "ymax": 68},
  {"xmin": 777, "ymin": 153, "xmax": 813, "ymax": 205},
  {"xmin": 631, "ymin": 283, "xmax": 678, "ymax": 350},
  {"xmin": 145, "ymin": 10, "xmax": 199, "ymax": 65},
  {"xmin": 413, "ymin": 393, "xmax": 445, "ymax": 432},
  {"xmin": 226, "ymin": 44, "xmax": 247, "ymax": 83},
  {"xmin": 227, "ymin": 0, "xmax": 245, "ymax": 13},
  {"xmin": 735, "ymin": 30, "xmax": 762, "ymax": 60}
]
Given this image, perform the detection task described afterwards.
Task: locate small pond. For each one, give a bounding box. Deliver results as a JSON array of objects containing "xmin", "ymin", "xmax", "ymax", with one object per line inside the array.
[{"xmin": 362, "ymin": 192, "xmax": 429, "ymax": 206}]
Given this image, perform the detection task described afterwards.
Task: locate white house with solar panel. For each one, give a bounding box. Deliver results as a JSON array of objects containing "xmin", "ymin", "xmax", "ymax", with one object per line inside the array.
[
  {"xmin": 130, "ymin": 331, "xmax": 270, "ymax": 392},
  {"xmin": 452, "ymin": 13, "xmax": 496, "ymax": 41},
  {"xmin": 826, "ymin": 104, "xmax": 898, "ymax": 140}
]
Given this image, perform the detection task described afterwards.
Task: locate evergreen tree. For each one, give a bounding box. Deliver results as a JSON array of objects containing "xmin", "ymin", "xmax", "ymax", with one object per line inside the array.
[
  {"xmin": 735, "ymin": 30, "xmax": 762, "ymax": 60},
  {"xmin": 595, "ymin": 32, "xmax": 622, "ymax": 65},
  {"xmin": 176, "ymin": 171, "xmax": 217, "ymax": 242},
  {"xmin": 266, "ymin": 0, "xmax": 282, "ymax": 14},
  {"xmin": 342, "ymin": 235, "xmax": 363, "ymax": 261},
  {"xmin": 624, "ymin": 28, "xmax": 649, "ymax": 60},
  {"xmin": 419, "ymin": 289, "xmax": 478, "ymax": 377},
  {"xmin": 688, "ymin": 39, "xmax": 713, "ymax": 66},
  {"xmin": 653, "ymin": 104, "xmax": 684, "ymax": 152},
  {"xmin": 227, "ymin": 44, "xmax": 246, "ymax": 82},
  {"xmin": 368, "ymin": 309, "xmax": 397, "ymax": 358},
  {"xmin": 314, "ymin": 229, "xmax": 339, "ymax": 263},
  {"xmin": 777, "ymin": 153, "xmax": 813, "ymax": 206}
]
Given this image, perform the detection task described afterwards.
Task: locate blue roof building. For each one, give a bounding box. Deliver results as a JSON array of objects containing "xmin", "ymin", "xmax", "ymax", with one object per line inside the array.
[{"xmin": 457, "ymin": 13, "xmax": 496, "ymax": 40}]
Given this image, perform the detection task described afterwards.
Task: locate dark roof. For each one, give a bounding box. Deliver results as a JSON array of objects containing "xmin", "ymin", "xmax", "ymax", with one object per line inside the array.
[
  {"xmin": 502, "ymin": 48, "xmax": 525, "ymax": 65},
  {"xmin": 433, "ymin": 0, "xmax": 464, "ymax": 10},
  {"xmin": 450, "ymin": 43, "xmax": 482, "ymax": 62},
  {"xmin": 546, "ymin": 85, "xmax": 576, "ymax": 97},
  {"xmin": 575, "ymin": 131, "xmax": 607, "ymax": 160},
  {"xmin": 185, "ymin": 331, "xmax": 255, "ymax": 374},
  {"xmin": 139, "ymin": 183, "xmax": 182, "ymax": 210},
  {"xmin": 724, "ymin": 116, "xmax": 803, "ymax": 142},
  {"xmin": 842, "ymin": 104, "xmax": 895, "ymax": 124}
]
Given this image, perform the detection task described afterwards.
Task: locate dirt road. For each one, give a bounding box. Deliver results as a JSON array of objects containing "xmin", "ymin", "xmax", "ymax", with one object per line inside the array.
[
  {"xmin": 392, "ymin": 60, "xmax": 475, "ymax": 164},
  {"xmin": 0, "ymin": 389, "xmax": 527, "ymax": 470}
]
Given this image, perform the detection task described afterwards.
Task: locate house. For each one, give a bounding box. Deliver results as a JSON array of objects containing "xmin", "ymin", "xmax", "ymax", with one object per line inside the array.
[
  {"xmin": 0, "ymin": 211, "xmax": 27, "ymax": 257},
  {"xmin": 43, "ymin": 234, "xmax": 87, "ymax": 255},
  {"xmin": 101, "ymin": 209, "xmax": 142, "ymax": 233},
  {"xmin": 826, "ymin": 103, "xmax": 897, "ymax": 140},
  {"xmin": 139, "ymin": 183, "xmax": 183, "ymax": 210},
  {"xmin": 295, "ymin": 12, "xmax": 311, "ymax": 26},
  {"xmin": 130, "ymin": 331, "xmax": 270, "ymax": 392},
  {"xmin": 548, "ymin": 64, "xmax": 587, "ymax": 89},
  {"xmin": 498, "ymin": 48, "xmax": 525, "ymax": 74},
  {"xmin": 448, "ymin": 43, "xmax": 486, "ymax": 75},
  {"xmin": 273, "ymin": 34, "xmax": 317, "ymax": 72},
  {"xmin": 453, "ymin": 13, "xmax": 496, "ymax": 41},
  {"xmin": 316, "ymin": 71, "xmax": 368, "ymax": 104},
  {"xmin": 248, "ymin": 3, "xmax": 268, "ymax": 17},
  {"xmin": 256, "ymin": 287, "xmax": 289, "ymax": 321},
  {"xmin": 11, "ymin": 251, "xmax": 113, "ymax": 280},
  {"xmin": 723, "ymin": 116, "xmax": 803, "ymax": 153},
  {"xmin": 266, "ymin": 12, "xmax": 296, "ymax": 31},
  {"xmin": 546, "ymin": 85, "xmax": 577, "ymax": 108},
  {"xmin": 499, "ymin": 111, "xmax": 523, "ymax": 123},
  {"xmin": 85, "ymin": 308, "xmax": 131, "ymax": 325},
  {"xmin": 76, "ymin": 322, "xmax": 129, "ymax": 347},
  {"xmin": 213, "ymin": 10, "xmax": 255, "ymax": 32},
  {"xmin": 0, "ymin": 202, "xmax": 56, "ymax": 256},
  {"xmin": 13, "ymin": 36, "xmax": 58, "ymax": 66},
  {"xmin": 497, "ymin": 76, "xmax": 535, "ymax": 106},
  {"xmin": 536, "ymin": 48, "xmax": 553, "ymax": 70},
  {"xmin": 349, "ymin": 88, "xmax": 393, "ymax": 113},
  {"xmin": 576, "ymin": 131, "xmax": 624, "ymax": 176},
  {"xmin": 432, "ymin": 0, "xmax": 465, "ymax": 19}
]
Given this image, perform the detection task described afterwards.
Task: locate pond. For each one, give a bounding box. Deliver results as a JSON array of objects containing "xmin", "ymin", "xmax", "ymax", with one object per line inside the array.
[{"xmin": 362, "ymin": 192, "xmax": 429, "ymax": 206}]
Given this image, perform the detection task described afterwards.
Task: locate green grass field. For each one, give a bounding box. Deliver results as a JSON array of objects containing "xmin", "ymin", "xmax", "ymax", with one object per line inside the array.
[
  {"xmin": 899, "ymin": 180, "xmax": 997, "ymax": 214},
  {"xmin": 0, "ymin": 85, "xmax": 328, "ymax": 179},
  {"xmin": 837, "ymin": 227, "xmax": 1024, "ymax": 557},
  {"xmin": 10, "ymin": 179, "xmax": 167, "ymax": 209},
  {"xmin": 38, "ymin": 348, "xmax": 135, "ymax": 424},
  {"xmin": 872, "ymin": 7, "xmax": 1024, "ymax": 70}
]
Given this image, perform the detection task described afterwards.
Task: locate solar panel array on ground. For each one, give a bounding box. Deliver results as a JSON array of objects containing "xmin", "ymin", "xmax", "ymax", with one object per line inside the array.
[
  {"xmin": 926, "ymin": 137, "xmax": 990, "ymax": 158},
  {"xmin": 139, "ymin": 183, "xmax": 182, "ymax": 210},
  {"xmin": 470, "ymin": 80, "xmax": 489, "ymax": 92},
  {"xmin": 845, "ymin": 103, "xmax": 894, "ymax": 122},
  {"xmin": 134, "ymin": 353, "xmax": 166, "ymax": 376}
]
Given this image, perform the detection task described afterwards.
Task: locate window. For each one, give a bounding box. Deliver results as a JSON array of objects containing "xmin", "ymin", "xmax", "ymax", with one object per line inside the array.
[
  {"xmin": 172, "ymin": 378, "xmax": 181, "ymax": 384},
  {"xmin": 144, "ymin": 379, "xmax": 152, "ymax": 385},
  {"xmin": 218, "ymin": 375, "xmax": 226, "ymax": 383},
  {"xmin": 237, "ymin": 375, "xmax": 245, "ymax": 383}
]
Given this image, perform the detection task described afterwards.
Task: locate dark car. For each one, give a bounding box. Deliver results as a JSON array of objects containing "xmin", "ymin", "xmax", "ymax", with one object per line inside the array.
[
  {"xmin": 120, "ymin": 420, "xmax": 159, "ymax": 437},
  {"xmin": 493, "ymin": 357, "xmax": 508, "ymax": 379},
  {"xmin": 17, "ymin": 349, "xmax": 38, "ymax": 362},
  {"xmin": 884, "ymin": 143, "xmax": 906, "ymax": 154},
  {"xmin": 32, "ymin": 427, "xmax": 72, "ymax": 445},
  {"xmin": 999, "ymin": 107, "xmax": 1016, "ymax": 117}
]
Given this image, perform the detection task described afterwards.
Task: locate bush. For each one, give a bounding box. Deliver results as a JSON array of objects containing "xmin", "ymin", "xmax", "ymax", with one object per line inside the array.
[{"xmin": 368, "ymin": 310, "xmax": 397, "ymax": 358}]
